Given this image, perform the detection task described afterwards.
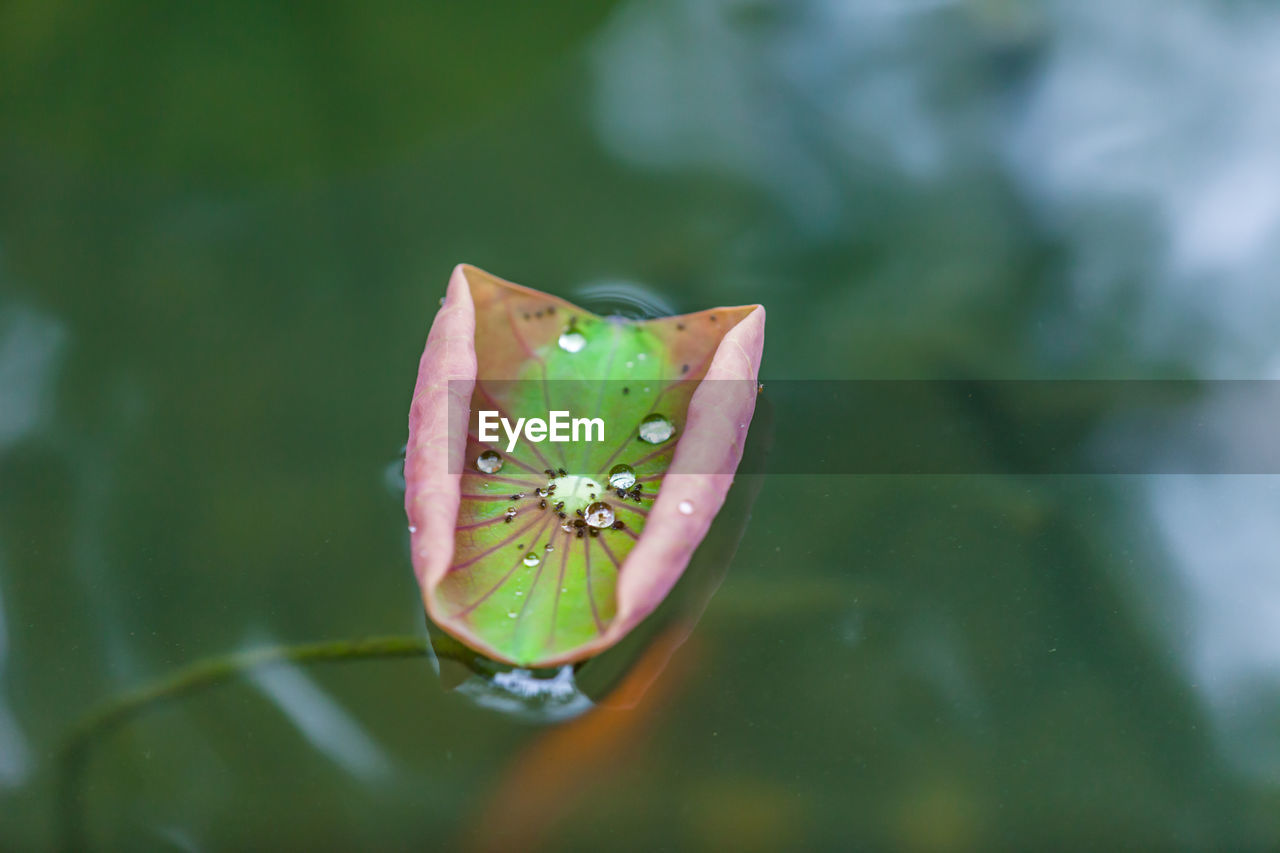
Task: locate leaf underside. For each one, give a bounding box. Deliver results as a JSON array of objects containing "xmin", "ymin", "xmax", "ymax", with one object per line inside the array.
[{"xmin": 436, "ymin": 276, "xmax": 750, "ymax": 665}]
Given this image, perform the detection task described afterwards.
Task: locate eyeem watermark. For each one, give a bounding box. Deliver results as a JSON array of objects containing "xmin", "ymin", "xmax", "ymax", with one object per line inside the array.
[{"xmin": 478, "ymin": 410, "xmax": 605, "ymax": 453}]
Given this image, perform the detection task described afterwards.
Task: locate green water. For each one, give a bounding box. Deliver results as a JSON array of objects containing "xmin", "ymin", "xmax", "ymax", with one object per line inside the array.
[{"xmin": 3, "ymin": 1, "xmax": 1280, "ymax": 850}]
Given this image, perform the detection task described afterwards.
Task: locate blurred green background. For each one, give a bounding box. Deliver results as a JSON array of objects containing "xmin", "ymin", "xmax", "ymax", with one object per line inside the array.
[{"xmin": 3, "ymin": 0, "xmax": 1280, "ymax": 849}]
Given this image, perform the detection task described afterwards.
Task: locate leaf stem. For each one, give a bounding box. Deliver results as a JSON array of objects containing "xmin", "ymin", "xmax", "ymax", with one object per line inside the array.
[{"xmin": 55, "ymin": 635, "xmax": 431, "ymax": 852}]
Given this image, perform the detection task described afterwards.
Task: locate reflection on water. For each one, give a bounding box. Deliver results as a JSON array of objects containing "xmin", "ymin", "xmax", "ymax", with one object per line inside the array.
[
  {"xmin": 0, "ymin": 300, "xmax": 63, "ymax": 789},
  {"xmin": 455, "ymin": 666, "xmax": 594, "ymax": 724},
  {"xmin": 570, "ymin": 279, "xmax": 677, "ymax": 320},
  {"xmin": 0, "ymin": 572, "xmax": 29, "ymax": 788},
  {"xmin": 1150, "ymin": 476, "xmax": 1280, "ymax": 783},
  {"xmin": 1006, "ymin": 0, "xmax": 1280, "ymax": 785},
  {"xmin": 3, "ymin": 0, "xmax": 1280, "ymax": 847},
  {"xmin": 590, "ymin": 0, "xmax": 991, "ymax": 233},
  {"xmin": 1010, "ymin": 0, "xmax": 1280, "ymax": 371},
  {"xmin": 247, "ymin": 651, "xmax": 394, "ymax": 782},
  {"xmin": 0, "ymin": 303, "xmax": 64, "ymax": 448}
]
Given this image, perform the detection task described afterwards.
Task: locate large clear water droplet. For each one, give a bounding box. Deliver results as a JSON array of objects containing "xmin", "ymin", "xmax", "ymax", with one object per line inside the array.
[
  {"xmin": 522, "ymin": 552, "xmax": 541, "ymax": 567},
  {"xmin": 476, "ymin": 450, "xmax": 503, "ymax": 474},
  {"xmin": 608, "ymin": 464, "xmax": 637, "ymax": 490},
  {"xmin": 558, "ymin": 327, "xmax": 586, "ymax": 353},
  {"xmin": 585, "ymin": 501, "xmax": 615, "ymax": 528},
  {"xmin": 638, "ymin": 414, "xmax": 675, "ymax": 444}
]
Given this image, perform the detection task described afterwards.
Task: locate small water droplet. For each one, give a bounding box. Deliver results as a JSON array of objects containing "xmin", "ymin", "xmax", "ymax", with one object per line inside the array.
[
  {"xmin": 678, "ymin": 500, "xmax": 694, "ymax": 515},
  {"xmin": 625, "ymin": 361, "xmax": 634, "ymax": 369},
  {"xmin": 558, "ymin": 327, "xmax": 586, "ymax": 353},
  {"xmin": 505, "ymin": 507, "xmax": 517, "ymax": 519},
  {"xmin": 638, "ymin": 414, "xmax": 675, "ymax": 444},
  {"xmin": 507, "ymin": 611, "xmax": 518, "ymax": 619},
  {"xmin": 585, "ymin": 501, "xmax": 616, "ymax": 528},
  {"xmin": 514, "ymin": 590, "xmax": 524, "ymax": 597},
  {"xmin": 522, "ymin": 552, "xmax": 541, "ymax": 567},
  {"xmin": 408, "ymin": 525, "xmax": 417, "ymax": 533},
  {"xmin": 608, "ymin": 464, "xmax": 637, "ymax": 490},
  {"xmin": 637, "ymin": 352, "xmax": 647, "ymax": 361},
  {"xmin": 544, "ymin": 543, "xmax": 554, "ymax": 552},
  {"xmin": 477, "ymin": 450, "xmax": 503, "ymax": 474}
]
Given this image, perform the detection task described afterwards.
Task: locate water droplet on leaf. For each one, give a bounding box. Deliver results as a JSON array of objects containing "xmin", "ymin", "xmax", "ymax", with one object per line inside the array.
[
  {"xmin": 585, "ymin": 501, "xmax": 616, "ymax": 528},
  {"xmin": 477, "ymin": 450, "xmax": 503, "ymax": 473},
  {"xmin": 678, "ymin": 500, "xmax": 694, "ymax": 515},
  {"xmin": 558, "ymin": 327, "xmax": 586, "ymax": 353},
  {"xmin": 608, "ymin": 464, "xmax": 637, "ymax": 490},
  {"xmin": 638, "ymin": 414, "xmax": 675, "ymax": 444},
  {"xmin": 522, "ymin": 552, "xmax": 541, "ymax": 567}
]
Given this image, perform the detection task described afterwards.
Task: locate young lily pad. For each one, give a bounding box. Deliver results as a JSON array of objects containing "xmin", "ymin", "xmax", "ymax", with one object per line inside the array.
[{"xmin": 405, "ymin": 265, "xmax": 765, "ymax": 667}]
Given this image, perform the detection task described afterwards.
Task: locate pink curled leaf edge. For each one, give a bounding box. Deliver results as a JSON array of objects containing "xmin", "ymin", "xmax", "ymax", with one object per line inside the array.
[{"xmin": 405, "ymin": 264, "xmax": 765, "ymax": 667}]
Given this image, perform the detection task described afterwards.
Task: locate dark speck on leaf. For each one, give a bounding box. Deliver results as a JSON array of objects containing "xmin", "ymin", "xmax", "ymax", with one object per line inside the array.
[
  {"xmin": 676, "ymin": 323, "xmax": 685, "ymax": 331},
  {"xmin": 622, "ymin": 387, "xmax": 630, "ymax": 395},
  {"xmin": 681, "ymin": 364, "xmax": 689, "ymax": 373},
  {"xmin": 557, "ymin": 467, "xmax": 567, "ymax": 476},
  {"xmin": 710, "ymin": 314, "xmax": 717, "ymax": 321},
  {"xmin": 576, "ymin": 530, "xmax": 584, "ymax": 538},
  {"xmin": 547, "ymin": 306, "xmax": 555, "ymax": 314},
  {"xmin": 611, "ymin": 520, "xmax": 626, "ymax": 530}
]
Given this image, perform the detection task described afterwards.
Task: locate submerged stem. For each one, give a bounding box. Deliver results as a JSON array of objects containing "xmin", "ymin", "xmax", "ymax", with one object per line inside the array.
[{"xmin": 55, "ymin": 635, "xmax": 431, "ymax": 852}]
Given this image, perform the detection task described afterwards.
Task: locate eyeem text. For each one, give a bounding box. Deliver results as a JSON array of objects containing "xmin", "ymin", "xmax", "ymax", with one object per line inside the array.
[{"xmin": 478, "ymin": 410, "xmax": 605, "ymax": 453}]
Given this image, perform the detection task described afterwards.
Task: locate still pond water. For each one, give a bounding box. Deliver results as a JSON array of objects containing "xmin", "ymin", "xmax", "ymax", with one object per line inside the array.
[{"xmin": 2, "ymin": 1, "xmax": 1279, "ymax": 849}]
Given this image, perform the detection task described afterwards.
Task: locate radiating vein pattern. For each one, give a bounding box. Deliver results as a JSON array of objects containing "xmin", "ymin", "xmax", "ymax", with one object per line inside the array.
[{"xmin": 434, "ymin": 280, "xmax": 747, "ymax": 664}]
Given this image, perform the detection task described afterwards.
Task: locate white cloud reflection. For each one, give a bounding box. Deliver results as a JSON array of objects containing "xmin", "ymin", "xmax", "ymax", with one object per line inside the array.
[
  {"xmin": 0, "ymin": 297, "xmax": 65, "ymax": 788},
  {"xmin": 0, "ymin": 305, "xmax": 65, "ymax": 449},
  {"xmin": 1011, "ymin": 0, "xmax": 1280, "ymax": 780},
  {"xmin": 248, "ymin": 659, "xmax": 393, "ymax": 782},
  {"xmin": 0, "ymin": 574, "xmax": 30, "ymax": 788},
  {"xmin": 1010, "ymin": 0, "xmax": 1280, "ymax": 372},
  {"xmin": 590, "ymin": 0, "xmax": 960, "ymax": 234},
  {"xmin": 588, "ymin": 0, "xmax": 1280, "ymax": 782}
]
